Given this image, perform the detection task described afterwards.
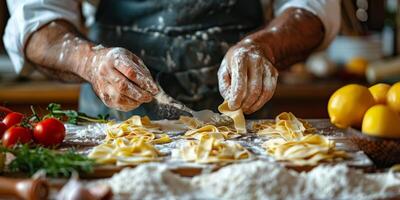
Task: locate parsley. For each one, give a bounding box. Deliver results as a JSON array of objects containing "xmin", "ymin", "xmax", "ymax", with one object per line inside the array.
[
  {"xmin": 1, "ymin": 145, "xmax": 94, "ymax": 177},
  {"xmin": 46, "ymin": 103, "xmax": 109, "ymax": 124}
]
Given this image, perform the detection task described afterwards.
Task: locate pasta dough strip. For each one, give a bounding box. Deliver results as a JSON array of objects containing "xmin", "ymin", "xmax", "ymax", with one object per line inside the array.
[
  {"xmin": 88, "ymin": 115, "xmax": 169, "ymax": 166},
  {"xmin": 178, "ymin": 133, "xmax": 251, "ymax": 164},
  {"xmin": 88, "ymin": 137, "xmax": 162, "ymax": 166},
  {"xmin": 218, "ymin": 101, "xmax": 246, "ymax": 134},
  {"xmin": 257, "ymin": 112, "xmax": 347, "ymax": 166},
  {"xmin": 106, "ymin": 116, "xmax": 171, "ymax": 144}
]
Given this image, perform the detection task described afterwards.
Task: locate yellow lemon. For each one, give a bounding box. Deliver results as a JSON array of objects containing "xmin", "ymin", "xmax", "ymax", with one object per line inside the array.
[
  {"xmin": 368, "ymin": 83, "xmax": 391, "ymax": 104},
  {"xmin": 362, "ymin": 105, "xmax": 400, "ymax": 138},
  {"xmin": 345, "ymin": 57, "xmax": 368, "ymax": 76},
  {"xmin": 328, "ymin": 84, "xmax": 375, "ymax": 129},
  {"xmin": 387, "ymin": 82, "xmax": 400, "ymax": 113}
]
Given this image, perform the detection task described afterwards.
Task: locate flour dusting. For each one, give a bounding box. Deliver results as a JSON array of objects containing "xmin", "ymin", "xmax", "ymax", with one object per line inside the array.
[{"xmin": 94, "ymin": 161, "xmax": 400, "ymax": 199}]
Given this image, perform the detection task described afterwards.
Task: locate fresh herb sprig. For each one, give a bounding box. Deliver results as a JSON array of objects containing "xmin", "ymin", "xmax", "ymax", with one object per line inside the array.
[
  {"xmin": 46, "ymin": 103, "xmax": 109, "ymax": 124},
  {"xmin": 0, "ymin": 145, "xmax": 94, "ymax": 177}
]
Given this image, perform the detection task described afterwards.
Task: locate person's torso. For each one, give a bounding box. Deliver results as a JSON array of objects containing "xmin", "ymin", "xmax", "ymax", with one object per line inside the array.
[{"xmin": 81, "ymin": 0, "xmax": 265, "ymax": 119}]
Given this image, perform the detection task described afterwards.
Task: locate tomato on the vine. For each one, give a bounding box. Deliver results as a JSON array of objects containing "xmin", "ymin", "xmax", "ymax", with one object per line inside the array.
[
  {"xmin": 2, "ymin": 126, "xmax": 32, "ymax": 147},
  {"xmin": 0, "ymin": 122, "xmax": 7, "ymax": 138},
  {"xmin": 0, "ymin": 106, "xmax": 13, "ymax": 120},
  {"xmin": 33, "ymin": 118, "xmax": 65, "ymax": 147},
  {"xmin": 2, "ymin": 112, "xmax": 24, "ymax": 128}
]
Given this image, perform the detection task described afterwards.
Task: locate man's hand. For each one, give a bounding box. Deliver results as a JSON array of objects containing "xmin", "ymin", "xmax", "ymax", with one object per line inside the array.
[
  {"xmin": 26, "ymin": 20, "xmax": 158, "ymax": 112},
  {"xmin": 83, "ymin": 47, "xmax": 159, "ymax": 111},
  {"xmin": 218, "ymin": 41, "xmax": 278, "ymax": 114},
  {"xmin": 218, "ymin": 8, "xmax": 325, "ymax": 114}
]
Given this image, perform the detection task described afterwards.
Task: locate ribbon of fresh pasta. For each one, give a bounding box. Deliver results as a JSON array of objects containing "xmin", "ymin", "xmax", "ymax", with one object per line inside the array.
[
  {"xmin": 178, "ymin": 133, "xmax": 251, "ymax": 163},
  {"xmin": 88, "ymin": 115, "xmax": 169, "ymax": 166},
  {"xmin": 218, "ymin": 101, "xmax": 246, "ymax": 134},
  {"xmin": 258, "ymin": 112, "xmax": 347, "ymax": 166},
  {"xmin": 106, "ymin": 116, "xmax": 171, "ymax": 144},
  {"xmin": 179, "ymin": 116, "xmax": 204, "ymax": 129},
  {"xmin": 179, "ymin": 102, "xmax": 246, "ymax": 138},
  {"xmin": 88, "ymin": 137, "xmax": 162, "ymax": 166},
  {"xmin": 389, "ymin": 164, "xmax": 400, "ymax": 172},
  {"xmin": 183, "ymin": 124, "xmax": 240, "ymax": 140}
]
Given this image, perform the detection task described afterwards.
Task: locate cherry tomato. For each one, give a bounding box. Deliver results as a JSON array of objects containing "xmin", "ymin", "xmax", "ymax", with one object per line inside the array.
[
  {"xmin": 0, "ymin": 106, "xmax": 13, "ymax": 120},
  {"xmin": 33, "ymin": 118, "xmax": 65, "ymax": 147},
  {"xmin": 0, "ymin": 122, "xmax": 7, "ymax": 138},
  {"xmin": 2, "ymin": 112, "xmax": 24, "ymax": 128},
  {"xmin": 2, "ymin": 126, "xmax": 32, "ymax": 147}
]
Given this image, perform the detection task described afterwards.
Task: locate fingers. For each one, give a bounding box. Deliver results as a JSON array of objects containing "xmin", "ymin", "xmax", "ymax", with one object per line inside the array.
[
  {"xmin": 241, "ymin": 52, "xmax": 263, "ymax": 112},
  {"xmin": 218, "ymin": 58, "xmax": 231, "ymax": 100},
  {"xmin": 227, "ymin": 50, "xmax": 248, "ymax": 110},
  {"xmin": 96, "ymin": 83, "xmax": 141, "ymax": 112},
  {"xmin": 244, "ymin": 62, "xmax": 278, "ymax": 114},
  {"xmin": 109, "ymin": 69, "xmax": 153, "ymax": 103},
  {"xmin": 112, "ymin": 52, "xmax": 159, "ymax": 95}
]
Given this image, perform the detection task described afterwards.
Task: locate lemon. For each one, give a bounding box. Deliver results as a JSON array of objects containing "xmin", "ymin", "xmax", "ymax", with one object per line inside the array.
[
  {"xmin": 362, "ymin": 105, "xmax": 400, "ymax": 138},
  {"xmin": 369, "ymin": 83, "xmax": 391, "ymax": 104},
  {"xmin": 387, "ymin": 82, "xmax": 400, "ymax": 113},
  {"xmin": 345, "ymin": 57, "xmax": 368, "ymax": 76},
  {"xmin": 328, "ymin": 84, "xmax": 375, "ymax": 128}
]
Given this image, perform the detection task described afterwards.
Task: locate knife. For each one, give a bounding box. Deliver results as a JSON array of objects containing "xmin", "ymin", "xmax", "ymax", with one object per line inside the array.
[{"xmin": 152, "ymin": 85, "xmax": 232, "ymax": 125}]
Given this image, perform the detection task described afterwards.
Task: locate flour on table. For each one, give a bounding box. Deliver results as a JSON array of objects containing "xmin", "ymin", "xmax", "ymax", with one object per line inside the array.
[
  {"xmin": 193, "ymin": 161, "xmax": 303, "ymax": 200},
  {"xmin": 95, "ymin": 163, "xmax": 206, "ymax": 200},
  {"xmin": 94, "ymin": 161, "xmax": 400, "ymax": 200},
  {"xmin": 303, "ymin": 164, "xmax": 399, "ymax": 199},
  {"xmin": 65, "ymin": 123, "xmax": 107, "ymax": 144}
]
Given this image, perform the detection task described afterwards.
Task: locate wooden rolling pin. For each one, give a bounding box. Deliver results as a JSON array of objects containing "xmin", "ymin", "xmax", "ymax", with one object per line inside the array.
[
  {"xmin": 0, "ymin": 177, "xmax": 48, "ymax": 200},
  {"xmin": 367, "ymin": 57, "xmax": 400, "ymax": 83}
]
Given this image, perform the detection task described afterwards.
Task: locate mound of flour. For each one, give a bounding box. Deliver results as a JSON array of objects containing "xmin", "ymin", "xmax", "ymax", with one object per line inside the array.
[
  {"xmin": 192, "ymin": 161, "xmax": 302, "ymax": 200},
  {"xmin": 102, "ymin": 163, "xmax": 202, "ymax": 200},
  {"xmin": 98, "ymin": 161, "xmax": 400, "ymax": 199}
]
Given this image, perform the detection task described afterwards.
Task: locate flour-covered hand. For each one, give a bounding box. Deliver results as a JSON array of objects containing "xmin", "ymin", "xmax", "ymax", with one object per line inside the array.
[
  {"xmin": 82, "ymin": 47, "xmax": 159, "ymax": 111},
  {"xmin": 218, "ymin": 41, "xmax": 278, "ymax": 114}
]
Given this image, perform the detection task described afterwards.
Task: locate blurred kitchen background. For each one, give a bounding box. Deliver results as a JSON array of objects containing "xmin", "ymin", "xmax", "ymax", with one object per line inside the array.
[{"xmin": 0, "ymin": 0, "xmax": 399, "ymax": 118}]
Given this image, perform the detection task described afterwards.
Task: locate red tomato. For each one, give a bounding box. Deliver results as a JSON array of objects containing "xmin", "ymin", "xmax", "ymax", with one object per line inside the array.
[
  {"xmin": 2, "ymin": 126, "xmax": 32, "ymax": 147},
  {"xmin": 33, "ymin": 118, "xmax": 65, "ymax": 146},
  {"xmin": 2, "ymin": 112, "xmax": 24, "ymax": 128},
  {"xmin": 0, "ymin": 106, "xmax": 13, "ymax": 120},
  {"xmin": 0, "ymin": 122, "xmax": 7, "ymax": 138}
]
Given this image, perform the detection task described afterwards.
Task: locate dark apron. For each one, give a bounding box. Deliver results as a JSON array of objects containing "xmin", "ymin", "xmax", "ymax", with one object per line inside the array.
[{"xmin": 79, "ymin": 0, "xmax": 264, "ymax": 120}]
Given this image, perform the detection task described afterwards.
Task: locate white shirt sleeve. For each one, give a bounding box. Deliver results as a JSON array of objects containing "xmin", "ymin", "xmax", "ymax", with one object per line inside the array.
[
  {"xmin": 3, "ymin": 0, "xmax": 82, "ymax": 75},
  {"xmin": 277, "ymin": 0, "xmax": 341, "ymax": 50}
]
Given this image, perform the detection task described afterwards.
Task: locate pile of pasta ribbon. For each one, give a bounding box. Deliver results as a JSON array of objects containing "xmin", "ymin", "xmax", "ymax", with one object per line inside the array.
[
  {"xmin": 257, "ymin": 112, "xmax": 347, "ymax": 166},
  {"xmin": 178, "ymin": 102, "xmax": 251, "ymax": 163},
  {"xmin": 88, "ymin": 116, "xmax": 170, "ymax": 165},
  {"xmin": 179, "ymin": 132, "xmax": 251, "ymax": 164},
  {"xmin": 180, "ymin": 101, "xmax": 246, "ymax": 140},
  {"xmin": 88, "ymin": 137, "xmax": 162, "ymax": 166},
  {"xmin": 105, "ymin": 116, "xmax": 171, "ymax": 144},
  {"xmin": 180, "ymin": 117, "xmax": 240, "ymax": 140}
]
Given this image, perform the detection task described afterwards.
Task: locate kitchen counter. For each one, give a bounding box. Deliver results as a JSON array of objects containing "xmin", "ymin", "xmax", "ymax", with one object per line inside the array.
[
  {"xmin": 0, "ymin": 80, "xmax": 80, "ymax": 112},
  {"xmin": 0, "ymin": 79, "xmax": 346, "ymax": 117}
]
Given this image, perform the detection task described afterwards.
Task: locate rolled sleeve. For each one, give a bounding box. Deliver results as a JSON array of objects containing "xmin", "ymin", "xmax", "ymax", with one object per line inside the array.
[
  {"xmin": 3, "ymin": 0, "xmax": 82, "ymax": 75},
  {"xmin": 278, "ymin": 0, "xmax": 341, "ymax": 50}
]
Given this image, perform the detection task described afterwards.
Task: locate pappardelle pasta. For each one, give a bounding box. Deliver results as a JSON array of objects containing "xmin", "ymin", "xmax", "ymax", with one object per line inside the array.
[{"xmin": 256, "ymin": 112, "xmax": 348, "ymax": 166}]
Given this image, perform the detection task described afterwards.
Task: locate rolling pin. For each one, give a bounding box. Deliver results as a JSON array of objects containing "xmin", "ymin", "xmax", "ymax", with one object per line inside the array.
[
  {"xmin": 0, "ymin": 177, "xmax": 49, "ymax": 200},
  {"xmin": 366, "ymin": 57, "xmax": 400, "ymax": 83}
]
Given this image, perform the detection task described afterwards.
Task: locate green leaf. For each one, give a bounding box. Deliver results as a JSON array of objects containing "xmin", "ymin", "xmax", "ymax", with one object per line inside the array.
[{"xmin": 5, "ymin": 145, "xmax": 94, "ymax": 177}]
